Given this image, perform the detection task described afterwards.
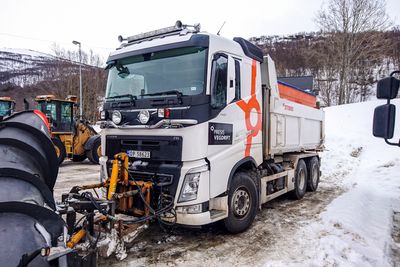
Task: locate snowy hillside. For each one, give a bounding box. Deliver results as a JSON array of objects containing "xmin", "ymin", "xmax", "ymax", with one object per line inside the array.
[{"xmin": 0, "ymin": 47, "xmax": 58, "ymax": 86}]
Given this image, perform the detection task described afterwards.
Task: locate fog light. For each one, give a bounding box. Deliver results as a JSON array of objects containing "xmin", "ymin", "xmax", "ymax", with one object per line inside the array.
[
  {"xmin": 138, "ymin": 110, "xmax": 150, "ymax": 124},
  {"xmin": 176, "ymin": 204, "xmax": 202, "ymax": 214},
  {"xmin": 112, "ymin": 110, "xmax": 122, "ymax": 124}
]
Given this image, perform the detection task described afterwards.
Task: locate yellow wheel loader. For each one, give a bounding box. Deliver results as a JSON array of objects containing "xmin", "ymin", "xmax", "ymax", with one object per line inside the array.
[
  {"xmin": 35, "ymin": 95, "xmax": 101, "ymax": 165},
  {"xmin": 0, "ymin": 97, "xmax": 15, "ymax": 120}
]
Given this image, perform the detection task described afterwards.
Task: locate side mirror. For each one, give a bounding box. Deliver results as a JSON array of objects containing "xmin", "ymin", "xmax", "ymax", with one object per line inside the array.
[
  {"xmin": 373, "ymin": 104, "xmax": 395, "ymax": 139},
  {"xmin": 377, "ymin": 76, "xmax": 400, "ymax": 99},
  {"xmin": 373, "ymin": 71, "xmax": 399, "ymax": 147}
]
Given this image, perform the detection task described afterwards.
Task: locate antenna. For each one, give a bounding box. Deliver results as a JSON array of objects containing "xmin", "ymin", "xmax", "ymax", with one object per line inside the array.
[{"xmin": 217, "ymin": 21, "xmax": 226, "ymax": 36}]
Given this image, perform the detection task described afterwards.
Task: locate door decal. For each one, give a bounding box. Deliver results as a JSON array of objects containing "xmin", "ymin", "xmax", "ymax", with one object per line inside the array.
[{"xmin": 236, "ymin": 60, "xmax": 262, "ymax": 157}]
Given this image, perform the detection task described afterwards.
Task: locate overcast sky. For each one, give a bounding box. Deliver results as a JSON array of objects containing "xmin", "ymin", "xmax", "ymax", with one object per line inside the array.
[{"xmin": 1, "ymin": 0, "xmax": 399, "ymax": 61}]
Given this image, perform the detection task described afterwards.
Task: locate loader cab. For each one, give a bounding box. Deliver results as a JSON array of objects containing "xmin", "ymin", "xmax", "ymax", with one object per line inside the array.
[
  {"xmin": 0, "ymin": 97, "xmax": 15, "ymax": 118},
  {"xmin": 35, "ymin": 95, "xmax": 75, "ymax": 133}
]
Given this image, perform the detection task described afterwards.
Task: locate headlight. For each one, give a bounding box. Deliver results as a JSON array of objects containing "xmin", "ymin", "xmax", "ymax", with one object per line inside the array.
[
  {"xmin": 112, "ymin": 110, "xmax": 122, "ymax": 124},
  {"xmin": 178, "ymin": 172, "xmax": 201, "ymax": 202},
  {"xmin": 100, "ymin": 110, "xmax": 106, "ymax": 120},
  {"xmin": 138, "ymin": 110, "xmax": 150, "ymax": 124}
]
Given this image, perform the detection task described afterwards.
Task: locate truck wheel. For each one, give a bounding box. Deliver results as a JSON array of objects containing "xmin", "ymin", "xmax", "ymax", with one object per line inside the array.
[
  {"xmin": 52, "ymin": 137, "xmax": 65, "ymax": 165},
  {"xmin": 224, "ymin": 172, "xmax": 258, "ymax": 234},
  {"xmin": 291, "ymin": 159, "xmax": 307, "ymax": 200},
  {"xmin": 72, "ymin": 154, "xmax": 87, "ymax": 162},
  {"xmin": 307, "ymin": 157, "xmax": 320, "ymax": 192},
  {"xmin": 86, "ymin": 138, "xmax": 101, "ymax": 164}
]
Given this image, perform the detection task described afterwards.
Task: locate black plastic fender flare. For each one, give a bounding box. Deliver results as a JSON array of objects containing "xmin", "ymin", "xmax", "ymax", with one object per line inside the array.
[{"xmin": 226, "ymin": 156, "xmax": 257, "ymax": 193}]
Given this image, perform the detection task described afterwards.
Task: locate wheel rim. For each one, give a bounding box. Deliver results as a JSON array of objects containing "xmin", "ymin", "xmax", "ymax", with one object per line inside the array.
[
  {"xmin": 96, "ymin": 145, "xmax": 101, "ymax": 157},
  {"xmin": 54, "ymin": 145, "xmax": 60, "ymax": 157},
  {"xmin": 312, "ymin": 164, "xmax": 319, "ymax": 186},
  {"xmin": 298, "ymin": 168, "xmax": 306, "ymax": 191},
  {"xmin": 232, "ymin": 187, "xmax": 251, "ymax": 218}
]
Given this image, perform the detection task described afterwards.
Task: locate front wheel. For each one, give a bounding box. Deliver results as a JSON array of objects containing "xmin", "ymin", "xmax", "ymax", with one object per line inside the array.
[
  {"xmin": 72, "ymin": 154, "xmax": 87, "ymax": 162},
  {"xmin": 86, "ymin": 138, "xmax": 101, "ymax": 164},
  {"xmin": 224, "ymin": 172, "xmax": 258, "ymax": 234}
]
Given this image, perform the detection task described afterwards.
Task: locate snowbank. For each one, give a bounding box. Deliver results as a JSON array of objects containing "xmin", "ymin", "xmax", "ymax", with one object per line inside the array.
[{"xmin": 267, "ymin": 99, "xmax": 400, "ymax": 266}]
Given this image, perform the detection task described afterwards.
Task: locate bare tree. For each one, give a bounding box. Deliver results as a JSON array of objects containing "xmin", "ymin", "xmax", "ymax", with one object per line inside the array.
[
  {"xmin": 316, "ymin": 0, "xmax": 392, "ymax": 104},
  {"xmin": 49, "ymin": 44, "xmax": 107, "ymax": 121}
]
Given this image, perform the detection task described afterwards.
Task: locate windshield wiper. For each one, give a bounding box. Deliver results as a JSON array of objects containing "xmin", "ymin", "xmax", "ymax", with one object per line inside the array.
[
  {"xmin": 106, "ymin": 94, "xmax": 137, "ymax": 101},
  {"xmin": 140, "ymin": 90, "xmax": 183, "ymax": 98}
]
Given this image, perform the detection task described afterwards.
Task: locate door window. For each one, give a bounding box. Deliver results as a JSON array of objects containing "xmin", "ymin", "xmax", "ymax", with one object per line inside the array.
[{"xmin": 211, "ymin": 54, "xmax": 228, "ymax": 108}]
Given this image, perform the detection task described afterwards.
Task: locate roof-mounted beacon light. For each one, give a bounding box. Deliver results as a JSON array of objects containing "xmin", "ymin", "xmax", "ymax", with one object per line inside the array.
[
  {"xmin": 175, "ymin": 20, "xmax": 183, "ymax": 29},
  {"xmin": 118, "ymin": 35, "xmax": 127, "ymax": 43}
]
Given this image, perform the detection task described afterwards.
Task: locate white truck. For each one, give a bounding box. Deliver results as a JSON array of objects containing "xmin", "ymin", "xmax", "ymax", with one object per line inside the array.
[{"xmin": 99, "ymin": 21, "xmax": 324, "ymax": 233}]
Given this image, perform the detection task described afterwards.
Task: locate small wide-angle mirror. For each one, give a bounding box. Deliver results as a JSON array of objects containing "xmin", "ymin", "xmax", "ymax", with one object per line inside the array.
[
  {"xmin": 373, "ymin": 104, "xmax": 396, "ymax": 139},
  {"xmin": 376, "ymin": 76, "xmax": 399, "ymax": 100}
]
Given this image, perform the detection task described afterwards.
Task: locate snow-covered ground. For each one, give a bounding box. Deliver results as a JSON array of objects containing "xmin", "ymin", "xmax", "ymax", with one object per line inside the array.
[
  {"xmin": 267, "ymin": 99, "xmax": 400, "ymax": 266},
  {"xmin": 55, "ymin": 99, "xmax": 400, "ymax": 266}
]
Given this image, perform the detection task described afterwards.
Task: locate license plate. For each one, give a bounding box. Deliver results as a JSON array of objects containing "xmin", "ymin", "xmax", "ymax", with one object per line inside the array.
[{"xmin": 127, "ymin": 150, "xmax": 151, "ymax": 159}]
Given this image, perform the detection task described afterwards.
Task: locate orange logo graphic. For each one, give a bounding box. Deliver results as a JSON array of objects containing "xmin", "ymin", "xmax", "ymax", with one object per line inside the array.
[{"xmin": 236, "ymin": 60, "xmax": 262, "ymax": 157}]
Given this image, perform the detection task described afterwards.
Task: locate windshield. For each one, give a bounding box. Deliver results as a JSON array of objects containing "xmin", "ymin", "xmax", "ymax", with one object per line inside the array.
[
  {"xmin": 105, "ymin": 46, "xmax": 207, "ymax": 100},
  {"xmin": 0, "ymin": 101, "xmax": 11, "ymax": 116}
]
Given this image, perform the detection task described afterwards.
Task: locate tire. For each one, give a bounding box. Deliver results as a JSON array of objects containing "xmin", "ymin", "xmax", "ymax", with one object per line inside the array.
[
  {"xmin": 86, "ymin": 138, "xmax": 101, "ymax": 164},
  {"xmin": 52, "ymin": 137, "xmax": 66, "ymax": 165},
  {"xmin": 72, "ymin": 154, "xmax": 87, "ymax": 162},
  {"xmin": 224, "ymin": 172, "xmax": 258, "ymax": 234},
  {"xmin": 307, "ymin": 157, "xmax": 320, "ymax": 192},
  {"xmin": 291, "ymin": 159, "xmax": 308, "ymax": 200}
]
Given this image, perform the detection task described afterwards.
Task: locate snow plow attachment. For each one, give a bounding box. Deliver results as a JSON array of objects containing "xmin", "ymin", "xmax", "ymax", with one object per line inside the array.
[
  {"xmin": 0, "ymin": 111, "xmax": 174, "ymax": 265},
  {"xmin": 0, "ymin": 111, "xmax": 96, "ymax": 267}
]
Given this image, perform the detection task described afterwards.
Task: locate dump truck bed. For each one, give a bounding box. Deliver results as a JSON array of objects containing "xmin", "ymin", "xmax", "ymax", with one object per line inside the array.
[{"xmin": 261, "ymin": 56, "xmax": 324, "ymax": 158}]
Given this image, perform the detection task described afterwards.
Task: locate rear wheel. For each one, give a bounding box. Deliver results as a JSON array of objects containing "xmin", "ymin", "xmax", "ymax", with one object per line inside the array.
[
  {"xmin": 224, "ymin": 172, "xmax": 258, "ymax": 234},
  {"xmin": 291, "ymin": 159, "xmax": 307, "ymax": 200},
  {"xmin": 72, "ymin": 154, "xmax": 87, "ymax": 162},
  {"xmin": 52, "ymin": 137, "xmax": 65, "ymax": 165},
  {"xmin": 307, "ymin": 157, "xmax": 320, "ymax": 192},
  {"xmin": 86, "ymin": 138, "xmax": 101, "ymax": 164}
]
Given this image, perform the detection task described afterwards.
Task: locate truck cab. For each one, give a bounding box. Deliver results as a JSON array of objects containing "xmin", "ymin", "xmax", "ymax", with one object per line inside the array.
[{"xmin": 100, "ymin": 22, "xmax": 324, "ymax": 232}]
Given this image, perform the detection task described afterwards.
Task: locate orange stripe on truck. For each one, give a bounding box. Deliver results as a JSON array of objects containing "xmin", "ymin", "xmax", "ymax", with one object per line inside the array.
[
  {"xmin": 277, "ymin": 82, "xmax": 316, "ymax": 108},
  {"xmin": 236, "ymin": 60, "xmax": 262, "ymax": 157}
]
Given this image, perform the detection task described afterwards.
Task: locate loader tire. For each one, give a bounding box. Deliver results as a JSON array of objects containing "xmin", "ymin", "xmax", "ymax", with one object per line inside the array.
[
  {"xmin": 52, "ymin": 137, "xmax": 66, "ymax": 165},
  {"xmin": 307, "ymin": 157, "xmax": 320, "ymax": 192},
  {"xmin": 86, "ymin": 138, "xmax": 101, "ymax": 164},
  {"xmin": 291, "ymin": 159, "xmax": 307, "ymax": 200},
  {"xmin": 224, "ymin": 171, "xmax": 258, "ymax": 234},
  {"xmin": 72, "ymin": 154, "xmax": 87, "ymax": 162}
]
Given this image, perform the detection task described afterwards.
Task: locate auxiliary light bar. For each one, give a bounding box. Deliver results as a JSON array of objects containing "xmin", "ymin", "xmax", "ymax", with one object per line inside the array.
[{"xmin": 118, "ymin": 20, "xmax": 201, "ymax": 45}]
